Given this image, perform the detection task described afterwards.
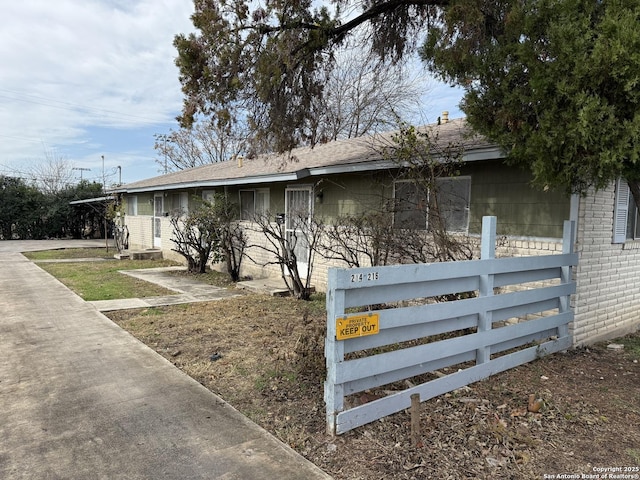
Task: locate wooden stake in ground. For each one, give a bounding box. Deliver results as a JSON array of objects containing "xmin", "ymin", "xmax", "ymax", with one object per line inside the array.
[{"xmin": 411, "ymin": 393, "xmax": 421, "ymax": 446}]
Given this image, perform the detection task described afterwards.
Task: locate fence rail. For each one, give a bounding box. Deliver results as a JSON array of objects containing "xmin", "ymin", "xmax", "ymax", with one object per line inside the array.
[{"xmin": 324, "ymin": 217, "xmax": 577, "ymax": 435}]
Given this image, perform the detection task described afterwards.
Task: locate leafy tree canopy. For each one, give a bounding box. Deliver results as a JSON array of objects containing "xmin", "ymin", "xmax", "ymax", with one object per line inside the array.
[
  {"xmin": 0, "ymin": 176, "xmax": 43, "ymax": 240},
  {"xmin": 174, "ymin": 0, "xmax": 443, "ymax": 153},
  {"xmin": 176, "ymin": 0, "xmax": 640, "ymax": 196},
  {"xmin": 422, "ymin": 0, "xmax": 640, "ymax": 195}
]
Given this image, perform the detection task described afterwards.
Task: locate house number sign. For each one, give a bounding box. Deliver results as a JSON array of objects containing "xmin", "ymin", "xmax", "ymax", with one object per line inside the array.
[
  {"xmin": 350, "ymin": 271, "xmax": 379, "ymax": 283},
  {"xmin": 336, "ymin": 313, "xmax": 380, "ymax": 341}
]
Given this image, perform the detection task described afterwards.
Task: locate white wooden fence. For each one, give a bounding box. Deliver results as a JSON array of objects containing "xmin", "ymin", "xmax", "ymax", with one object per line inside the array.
[{"xmin": 324, "ymin": 217, "xmax": 577, "ymax": 435}]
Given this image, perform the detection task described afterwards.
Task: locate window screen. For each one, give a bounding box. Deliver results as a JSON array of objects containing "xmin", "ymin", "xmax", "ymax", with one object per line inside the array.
[
  {"xmin": 393, "ymin": 177, "xmax": 471, "ymax": 232},
  {"xmin": 393, "ymin": 181, "xmax": 428, "ymax": 229},
  {"xmin": 434, "ymin": 177, "xmax": 471, "ymax": 232}
]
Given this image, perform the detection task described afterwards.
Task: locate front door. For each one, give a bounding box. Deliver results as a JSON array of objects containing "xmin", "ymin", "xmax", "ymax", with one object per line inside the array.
[
  {"xmin": 153, "ymin": 194, "xmax": 163, "ymax": 248},
  {"xmin": 285, "ymin": 187, "xmax": 313, "ymax": 278}
]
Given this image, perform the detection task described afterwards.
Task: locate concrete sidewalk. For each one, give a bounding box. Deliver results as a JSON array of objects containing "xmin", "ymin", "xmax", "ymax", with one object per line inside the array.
[
  {"xmin": 89, "ymin": 266, "xmax": 244, "ymax": 312},
  {"xmin": 0, "ymin": 240, "xmax": 332, "ymax": 479}
]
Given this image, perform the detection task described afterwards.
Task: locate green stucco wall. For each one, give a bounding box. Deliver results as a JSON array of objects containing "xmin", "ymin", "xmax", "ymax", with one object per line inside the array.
[
  {"xmin": 465, "ymin": 160, "xmax": 570, "ymax": 238},
  {"xmin": 123, "ymin": 159, "xmax": 570, "ymax": 239},
  {"xmin": 313, "ymin": 172, "xmax": 389, "ymax": 219}
]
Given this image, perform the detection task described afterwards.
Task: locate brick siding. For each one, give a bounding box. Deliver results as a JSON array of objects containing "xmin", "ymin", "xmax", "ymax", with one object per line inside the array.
[{"xmin": 572, "ymin": 184, "xmax": 640, "ymax": 345}]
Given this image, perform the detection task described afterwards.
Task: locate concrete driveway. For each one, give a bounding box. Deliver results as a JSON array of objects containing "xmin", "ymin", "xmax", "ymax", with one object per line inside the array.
[{"xmin": 0, "ymin": 240, "xmax": 331, "ymax": 479}]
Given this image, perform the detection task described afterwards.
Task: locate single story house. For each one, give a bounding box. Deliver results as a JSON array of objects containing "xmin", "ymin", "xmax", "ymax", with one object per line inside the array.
[{"xmin": 112, "ymin": 117, "xmax": 640, "ymax": 346}]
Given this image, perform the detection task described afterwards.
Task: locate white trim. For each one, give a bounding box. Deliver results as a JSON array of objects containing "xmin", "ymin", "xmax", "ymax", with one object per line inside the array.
[
  {"xmin": 153, "ymin": 194, "xmax": 163, "ymax": 248},
  {"xmin": 285, "ymin": 186, "xmax": 314, "ymax": 278},
  {"xmin": 613, "ymin": 178, "xmax": 630, "ymax": 244}
]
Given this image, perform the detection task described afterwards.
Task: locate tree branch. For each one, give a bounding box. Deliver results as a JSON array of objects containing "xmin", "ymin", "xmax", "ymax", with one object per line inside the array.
[
  {"xmin": 250, "ymin": 0, "xmax": 449, "ymax": 46},
  {"xmin": 331, "ymin": 0, "xmax": 449, "ymax": 41}
]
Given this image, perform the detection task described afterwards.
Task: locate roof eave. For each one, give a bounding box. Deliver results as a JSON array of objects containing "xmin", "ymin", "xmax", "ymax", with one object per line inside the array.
[
  {"xmin": 112, "ymin": 169, "xmax": 311, "ymax": 194},
  {"xmin": 110, "ymin": 144, "xmax": 505, "ymax": 195},
  {"xmin": 69, "ymin": 195, "xmax": 114, "ymax": 205},
  {"xmin": 307, "ymin": 145, "xmax": 505, "ymax": 176}
]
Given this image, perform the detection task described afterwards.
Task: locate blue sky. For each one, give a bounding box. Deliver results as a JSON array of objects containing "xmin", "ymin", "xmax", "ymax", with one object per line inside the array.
[{"xmin": 0, "ymin": 1, "xmax": 463, "ymax": 186}]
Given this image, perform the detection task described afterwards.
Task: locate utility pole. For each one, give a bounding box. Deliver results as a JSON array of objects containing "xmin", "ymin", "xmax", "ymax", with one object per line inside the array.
[
  {"xmin": 72, "ymin": 167, "xmax": 91, "ymax": 181},
  {"xmin": 101, "ymin": 155, "xmax": 108, "ymax": 253}
]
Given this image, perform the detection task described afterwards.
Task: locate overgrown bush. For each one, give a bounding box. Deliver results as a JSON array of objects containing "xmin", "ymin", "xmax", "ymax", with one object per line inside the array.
[{"xmin": 170, "ymin": 194, "xmax": 246, "ymax": 278}]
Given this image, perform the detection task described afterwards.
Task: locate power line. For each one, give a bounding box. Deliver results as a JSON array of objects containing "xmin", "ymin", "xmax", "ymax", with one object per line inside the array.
[
  {"xmin": 0, "ymin": 87, "xmax": 169, "ymax": 125},
  {"xmin": 0, "ymin": 162, "xmax": 119, "ymax": 185}
]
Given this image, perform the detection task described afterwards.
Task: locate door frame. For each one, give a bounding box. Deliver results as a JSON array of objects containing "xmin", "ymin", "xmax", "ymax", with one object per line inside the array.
[
  {"xmin": 153, "ymin": 193, "xmax": 163, "ymax": 248},
  {"xmin": 284, "ymin": 186, "xmax": 314, "ymax": 278}
]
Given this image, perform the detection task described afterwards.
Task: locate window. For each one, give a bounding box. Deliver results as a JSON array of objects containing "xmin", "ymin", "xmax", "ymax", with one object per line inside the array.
[
  {"xmin": 126, "ymin": 196, "xmax": 137, "ymax": 216},
  {"xmin": 240, "ymin": 189, "xmax": 269, "ymax": 220},
  {"xmin": 202, "ymin": 190, "xmax": 216, "ymax": 203},
  {"xmin": 394, "ymin": 181, "xmax": 428, "ymax": 229},
  {"xmin": 393, "ymin": 177, "xmax": 471, "ymax": 232},
  {"xmin": 434, "ymin": 177, "xmax": 471, "ymax": 233},
  {"xmin": 168, "ymin": 192, "xmax": 189, "ymax": 215},
  {"xmin": 614, "ymin": 178, "xmax": 640, "ymax": 242}
]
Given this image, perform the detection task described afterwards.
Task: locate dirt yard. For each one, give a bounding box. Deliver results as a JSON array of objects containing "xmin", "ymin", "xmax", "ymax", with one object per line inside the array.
[{"xmin": 107, "ymin": 292, "xmax": 640, "ymax": 480}]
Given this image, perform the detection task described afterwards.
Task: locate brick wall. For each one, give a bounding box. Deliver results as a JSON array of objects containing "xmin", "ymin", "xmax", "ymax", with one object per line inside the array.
[
  {"xmin": 125, "ymin": 215, "xmax": 153, "ymax": 250},
  {"xmin": 572, "ymin": 184, "xmax": 640, "ymax": 345},
  {"xmin": 229, "ymin": 225, "xmax": 568, "ymax": 293},
  {"xmin": 124, "ymin": 215, "xmax": 185, "ymax": 263},
  {"xmin": 214, "ymin": 222, "xmax": 349, "ymax": 291}
]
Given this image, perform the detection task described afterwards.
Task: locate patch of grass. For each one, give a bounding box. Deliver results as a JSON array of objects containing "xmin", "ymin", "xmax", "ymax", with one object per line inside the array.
[
  {"xmin": 255, "ymin": 368, "xmax": 298, "ymax": 392},
  {"xmin": 626, "ymin": 448, "xmax": 640, "ymax": 463},
  {"xmin": 619, "ymin": 333, "xmax": 640, "ymax": 359},
  {"xmin": 37, "ymin": 259, "xmax": 180, "ymax": 301},
  {"xmin": 168, "ymin": 268, "xmax": 236, "ymax": 288},
  {"xmin": 305, "ymin": 293, "xmax": 327, "ymax": 316},
  {"xmin": 24, "ymin": 248, "xmax": 116, "ymax": 260},
  {"xmin": 139, "ymin": 307, "xmax": 166, "ymax": 317}
]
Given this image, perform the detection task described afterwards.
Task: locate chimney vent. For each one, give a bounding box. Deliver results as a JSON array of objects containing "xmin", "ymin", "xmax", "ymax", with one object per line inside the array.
[
  {"xmin": 441, "ymin": 111, "xmax": 449, "ymax": 124},
  {"xmin": 237, "ymin": 155, "xmax": 244, "ymax": 168}
]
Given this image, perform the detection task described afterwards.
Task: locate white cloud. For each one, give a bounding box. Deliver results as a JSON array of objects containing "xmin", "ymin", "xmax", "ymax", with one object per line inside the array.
[
  {"xmin": 0, "ymin": 1, "xmax": 465, "ymax": 183},
  {"xmin": 0, "ymin": 0, "xmax": 194, "ymax": 176}
]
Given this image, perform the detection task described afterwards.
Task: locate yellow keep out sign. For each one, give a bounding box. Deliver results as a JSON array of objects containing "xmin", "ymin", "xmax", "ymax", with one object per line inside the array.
[{"xmin": 336, "ymin": 313, "xmax": 380, "ymax": 340}]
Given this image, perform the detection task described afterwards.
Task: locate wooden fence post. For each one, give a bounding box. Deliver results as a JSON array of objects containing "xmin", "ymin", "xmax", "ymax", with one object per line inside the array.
[
  {"xmin": 410, "ymin": 393, "xmax": 421, "ymax": 446},
  {"xmin": 325, "ymin": 268, "xmax": 346, "ymax": 436},
  {"xmin": 477, "ymin": 216, "xmax": 497, "ymax": 364},
  {"xmin": 558, "ymin": 220, "xmax": 576, "ymax": 340}
]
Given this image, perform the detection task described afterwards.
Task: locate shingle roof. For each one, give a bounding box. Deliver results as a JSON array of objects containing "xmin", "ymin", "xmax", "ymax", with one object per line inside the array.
[{"xmin": 114, "ymin": 118, "xmax": 499, "ymax": 193}]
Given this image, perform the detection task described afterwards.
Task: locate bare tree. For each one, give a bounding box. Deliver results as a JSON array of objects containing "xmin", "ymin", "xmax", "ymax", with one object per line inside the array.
[
  {"xmin": 169, "ymin": 199, "xmax": 223, "ymax": 273},
  {"xmin": 319, "ymin": 211, "xmax": 395, "ymax": 268},
  {"xmin": 308, "ymin": 46, "xmax": 429, "ymax": 145},
  {"xmin": 381, "ymin": 123, "xmax": 474, "ymax": 263},
  {"xmin": 170, "ymin": 195, "xmax": 247, "ymax": 278},
  {"xmin": 165, "ymin": 44, "xmax": 429, "ymax": 166},
  {"xmin": 246, "ymin": 212, "xmax": 323, "ymax": 300},
  {"xmin": 154, "ymin": 116, "xmax": 248, "ymax": 173},
  {"xmin": 28, "ymin": 149, "xmax": 75, "ymax": 194},
  {"xmin": 213, "ymin": 194, "xmax": 247, "ymax": 282}
]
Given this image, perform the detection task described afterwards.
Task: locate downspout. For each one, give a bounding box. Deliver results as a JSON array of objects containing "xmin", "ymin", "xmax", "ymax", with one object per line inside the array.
[{"xmin": 569, "ymin": 193, "xmax": 580, "ymax": 246}]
